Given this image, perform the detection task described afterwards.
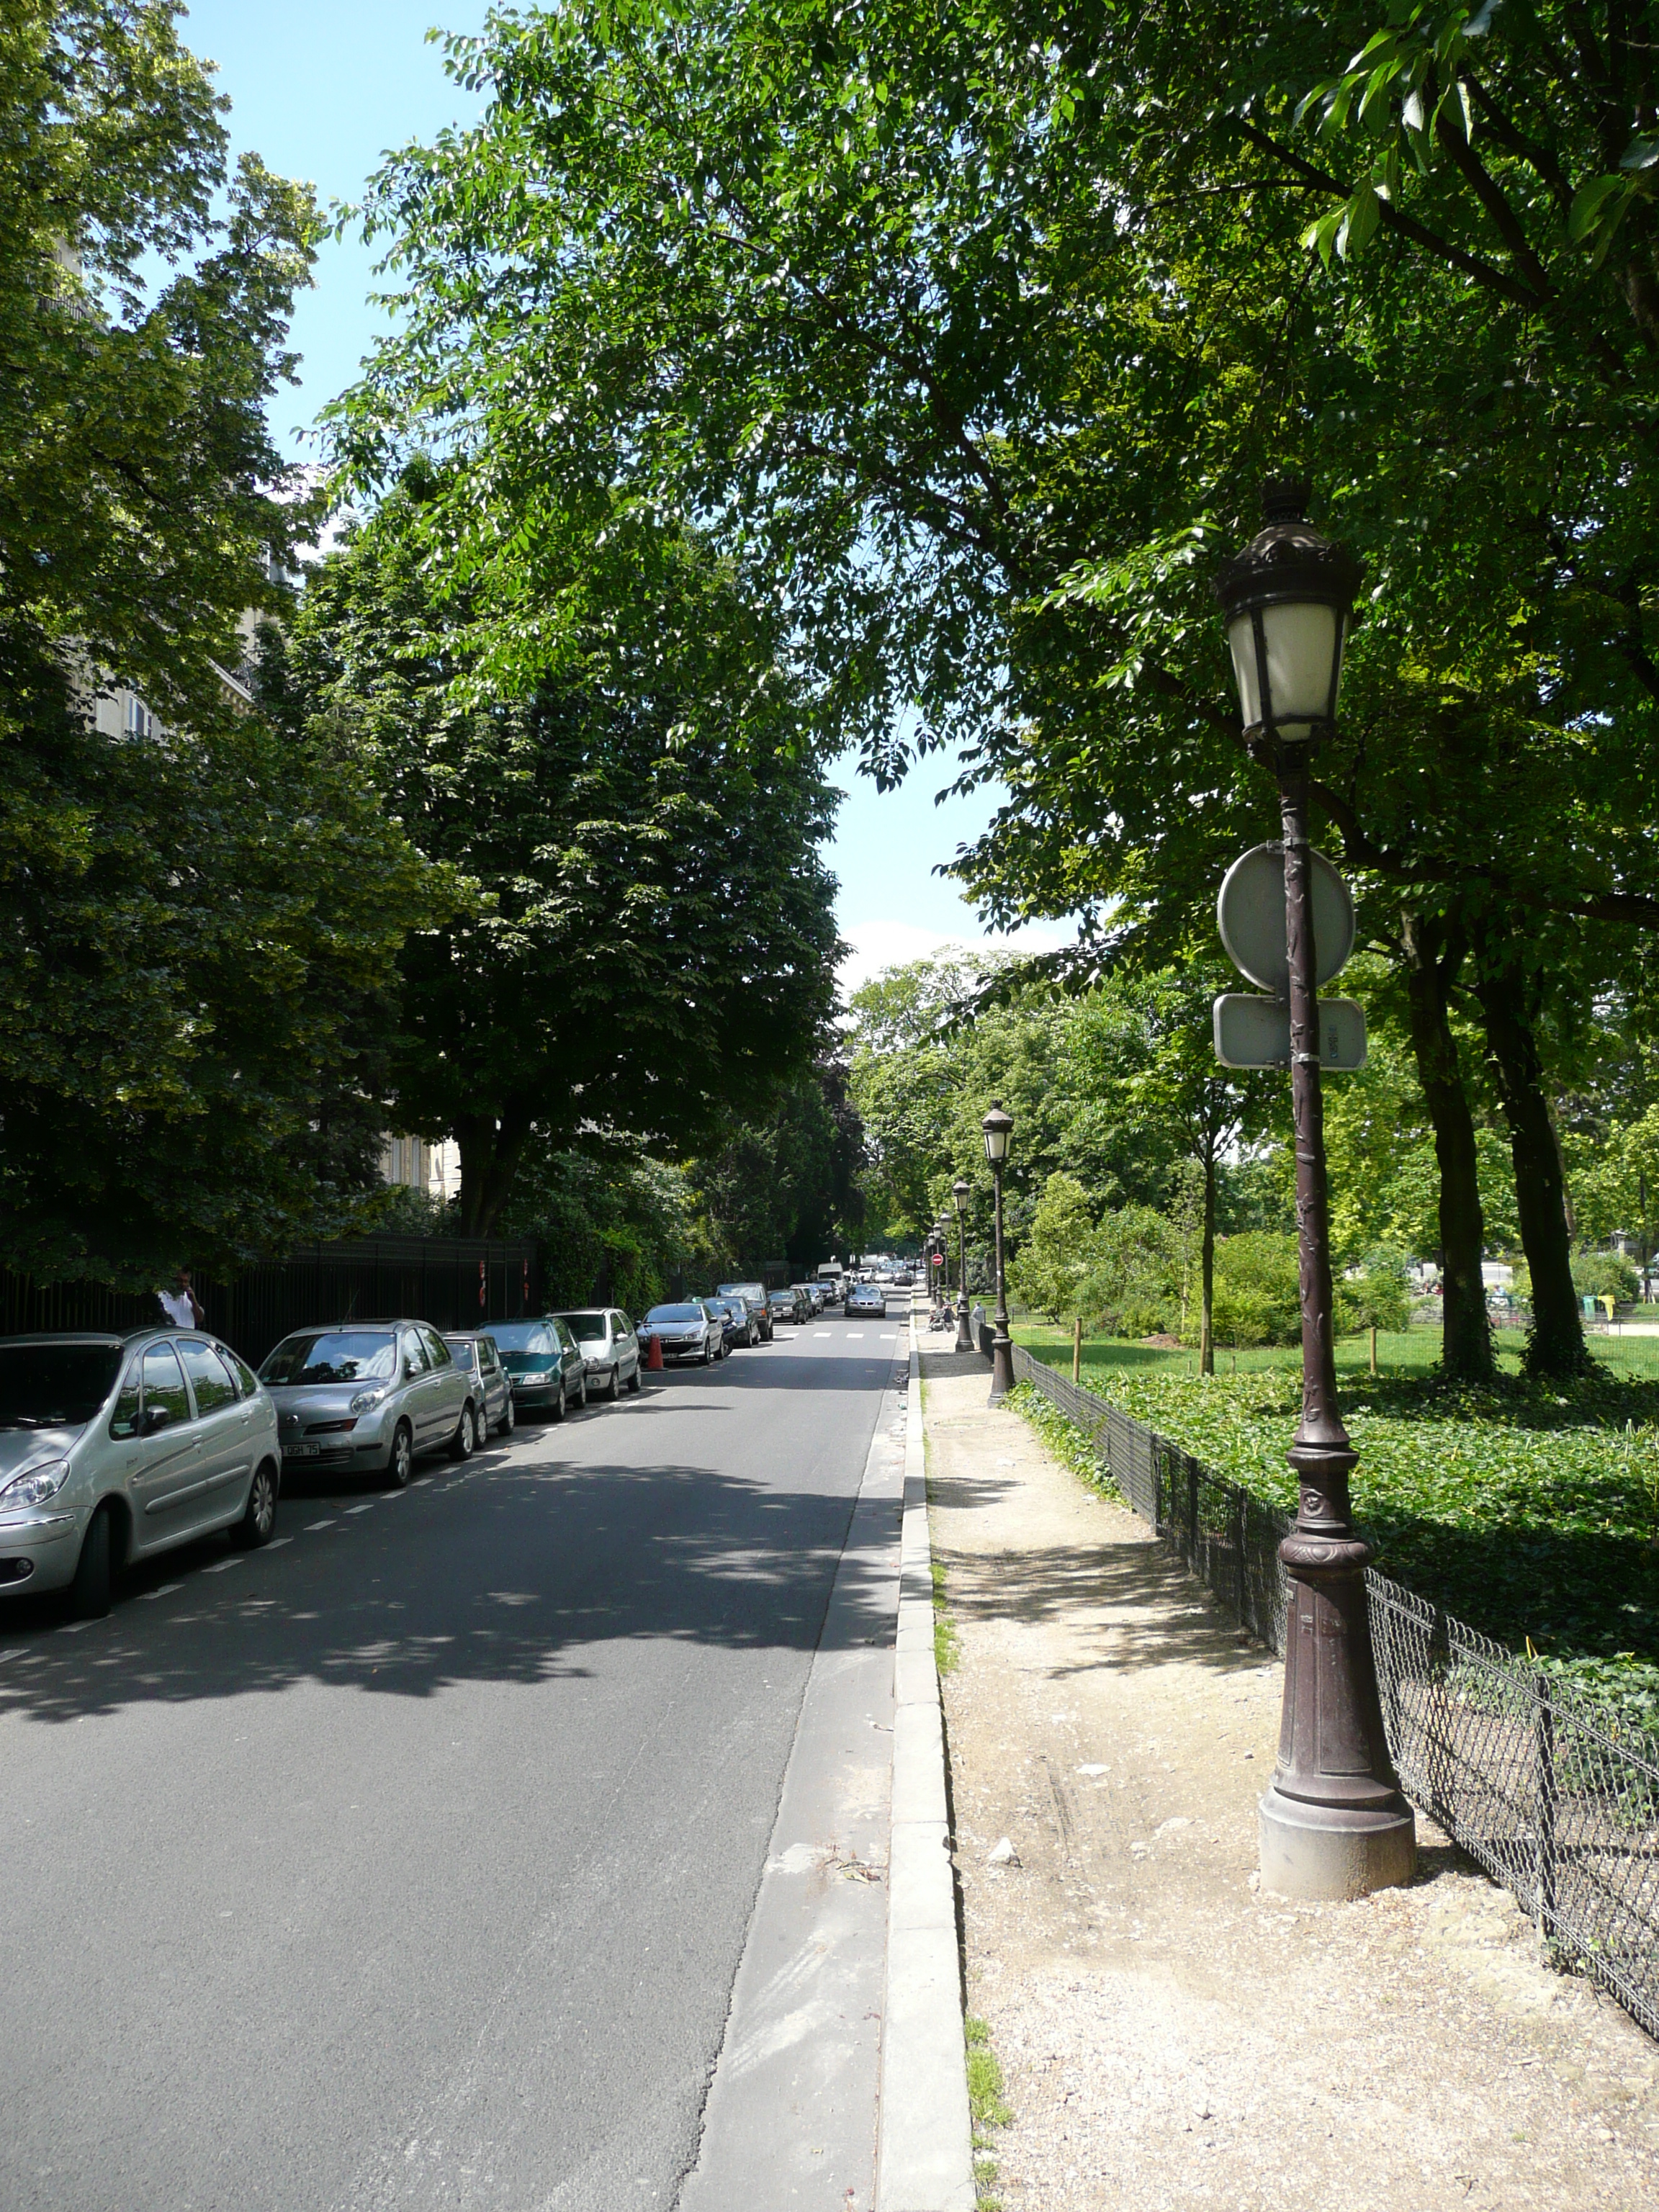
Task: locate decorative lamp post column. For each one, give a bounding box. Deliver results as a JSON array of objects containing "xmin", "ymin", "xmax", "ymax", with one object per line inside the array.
[
  {"xmin": 981, "ymin": 1104, "xmax": 1015, "ymax": 1404},
  {"xmin": 1215, "ymin": 475, "xmax": 1415, "ymax": 1900},
  {"xmin": 953, "ymin": 1177, "xmax": 975, "ymax": 1353}
]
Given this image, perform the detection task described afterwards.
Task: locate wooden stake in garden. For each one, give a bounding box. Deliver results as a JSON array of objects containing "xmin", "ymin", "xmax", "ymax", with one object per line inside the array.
[
  {"xmin": 1072, "ymin": 1314, "xmax": 1082, "ymax": 1385},
  {"xmin": 1370, "ymin": 1324, "xmax": 1378, "ymax": 1376}
]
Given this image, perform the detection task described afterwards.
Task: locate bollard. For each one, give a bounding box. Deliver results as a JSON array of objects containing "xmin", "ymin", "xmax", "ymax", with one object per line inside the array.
[{"xmin": 646, "ymin": 1331, "xmax": 663, "ymax": 1372}]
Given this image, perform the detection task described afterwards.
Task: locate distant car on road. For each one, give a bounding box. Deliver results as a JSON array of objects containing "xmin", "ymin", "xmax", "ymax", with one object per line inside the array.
[
  {"xmin": 442, "ymin": 1331, "xmax": 516, "ymax": 1437},
  {"xmin": 642, "ymin": 1302, "xmax": 726, "ymax": 1364},
  {"xmin": 716, "ymin": 1283, "xmax": 774, "ymax": 1341},
  {"xmin": 791, "ymin": 1283, "xmax": 826, "ymax": 1316},
  {"xmin": 552, "ymin": 1309, "xmax": 642, "ymax": 1399},
  {"xmin": 768, "ymin": 1288, "xmax": 806, "ymax": 1326},
  {"xmin": 262, "ymin": 1319, "xmax": 477, "ymax": 1487},
  {"xmin": 845, "ymin": 1282, "xmax": 888, "ymax": 1319},
  {"xmin": 0, "ymin": 1328, "xmax": 282, "ymax": 1618},
  {"xmin": 490, "ymin": 1318, "xmax": 588, "ymax": 1419}
]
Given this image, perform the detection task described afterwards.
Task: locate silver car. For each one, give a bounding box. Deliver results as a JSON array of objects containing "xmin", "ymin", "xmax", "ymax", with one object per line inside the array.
[
  {"xmin": 552, "ymin": 1310, "xmax": 642, "ymax": 1400},
  {"xmin": 0, "ymin": 1328, "xmax": 282, "ymax": 1618},
  {"xmin": 442, "ymin": 1331, "xmax": 516, "ymax": 1437},
  {"xmin": 258, "ymin": 1319, "xmax": 477, "ymax": 1489}
]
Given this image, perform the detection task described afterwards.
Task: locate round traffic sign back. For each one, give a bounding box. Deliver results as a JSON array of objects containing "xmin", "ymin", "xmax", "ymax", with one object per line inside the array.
[{"xmin": 1216, "ymin": 843, "xmax": 1355, "ymax": 996}]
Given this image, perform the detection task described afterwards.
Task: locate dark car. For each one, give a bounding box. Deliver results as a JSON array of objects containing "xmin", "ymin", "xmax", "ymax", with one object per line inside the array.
[
  {"xmin": 643, "ymin": 1302, "xmax": 726, "ymax": 1364},
  {"xmin": 768, "ymin": 1288, "xmax": 805, "ymax": 1326},
  {"xmin": 442, "ymin": 1331, "xmax": 516, "ymax": 1437},
  {"xmin": 716, "ymin": 1282, "xmax": 774, "ymax": 1342},
  {"xmin": 490, "ymin": 1318, "xmax": 587, "ymax": 1419},
  {"xmin": 711, "ymin": 1296, "xmax": 756, "ymax": 1350}
]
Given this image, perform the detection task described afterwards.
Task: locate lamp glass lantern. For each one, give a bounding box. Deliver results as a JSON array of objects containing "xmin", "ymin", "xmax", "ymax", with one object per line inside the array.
[
  {"xmin": 952, "ymin": 1178, "xmax": 970, "ymax": 1215},
  {"xmin": 1214, "ymin": 476, "xmax": 1361, "ymax": 745},
  {"xmin": 981, "ymin": 1105, "xmax": 1013, "ymax": 1165}
]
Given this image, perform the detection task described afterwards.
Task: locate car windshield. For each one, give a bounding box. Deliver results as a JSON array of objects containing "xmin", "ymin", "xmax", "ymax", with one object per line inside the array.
[
  {"xmin": 490, "ymin": 1323, "xmax": 557, "ymax": 1354},
  {"xmin": 648, "ymin": 1305, "xmax": 703, "ymax": 1323},
  {"xmin": 718, "ymin": 1284, "xmax": 763, "ymax": 1300},
  {"xmin": 0, "ymin": 1344, "xmax": 122, "ymax": 1429},
  {"xmin": 559, "ymin": 1314, "xmax": 607, "ymax": 1341},
  {"xmin": 259, "ymin": 1331, "xmax": 397, "ymax": 1386}
]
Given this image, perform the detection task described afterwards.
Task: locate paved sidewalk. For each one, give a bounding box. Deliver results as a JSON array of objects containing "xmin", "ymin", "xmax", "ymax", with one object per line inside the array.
[{"xmin": 921, "ymin": 1339, "xmax": 1659, "ymax": 2212}]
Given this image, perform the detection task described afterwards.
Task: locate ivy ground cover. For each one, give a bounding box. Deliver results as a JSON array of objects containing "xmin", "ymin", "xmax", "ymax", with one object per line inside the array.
[{"xmin": 1016, "ymin": 1326, "xmax": 1659, "ymax": 1725}]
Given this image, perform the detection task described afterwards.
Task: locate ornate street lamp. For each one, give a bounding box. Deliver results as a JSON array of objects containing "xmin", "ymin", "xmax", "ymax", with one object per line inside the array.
[
  {"xmin": 1215, "ymin": 476, "xmax": 1415, "ymax": 1900},
  {"xmin": 952, "ymin": 1177, "xmax": 974, "ymax": 1353},
  {"xmin": 981, "ymin": 1104, "xmax": 1015, "ymax": 1404}
]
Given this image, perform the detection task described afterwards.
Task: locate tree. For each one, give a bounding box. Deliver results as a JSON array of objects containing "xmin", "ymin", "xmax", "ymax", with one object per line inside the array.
[
  {"xmin": 0, "ymin": 1, "xmax": 433, "ymax": 1282},
  {"xmin": 281, "ymin": 474, "xmax": 842, "ymax": 1234}
]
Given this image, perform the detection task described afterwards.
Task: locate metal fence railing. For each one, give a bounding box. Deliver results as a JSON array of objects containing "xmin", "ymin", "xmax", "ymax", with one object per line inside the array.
[{"xmin": 1010, "ymin": 1344, "xmax": 1659, "ymax": 2041}]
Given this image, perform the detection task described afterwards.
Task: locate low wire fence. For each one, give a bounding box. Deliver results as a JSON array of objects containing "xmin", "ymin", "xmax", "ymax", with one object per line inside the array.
[{"xmin": 1011, "ymin": 1344, "xmax": 1659, "ymax": 2042}]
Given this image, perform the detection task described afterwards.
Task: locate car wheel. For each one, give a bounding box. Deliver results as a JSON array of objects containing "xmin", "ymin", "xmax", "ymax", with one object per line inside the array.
[
  {"xmin": 230, "ymin": 1460, "xmax": 279, "ymax": 1549},
  {"xmin": 548, "ymin": 1382, "xmax": 566, "ymax": 1421},
  {"xmin": 449, "ymin": 1402, "xmax": 477, "ymax": 1460},
  {"xmin": 601, "ymin": 1364, "xmax": 620, "ymax": 1402},
  {"xmin": 68, "ymin": 1503, "xmax": 113, "ymax": 1619},
  {"xmin": 500, "ymin": 1391, "xmax": 516, "ymax": 1437},
  {"xmin": 701, "ymin": 1339, "xmax": 712, "ymax": 1365},
  {"xmin": 627, "ymin": 1364, "xmax": 642, "ymax": 1395},
  {"xmin": 386, "ymin": 1420, "xmax": 415, "ymax": 1488},
  {"xmin": 575, "ymin": 1372, "xmax": 588, "ymax": 1408}
]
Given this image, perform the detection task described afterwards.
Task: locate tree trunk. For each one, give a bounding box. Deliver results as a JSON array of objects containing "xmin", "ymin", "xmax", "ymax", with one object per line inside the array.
[
  {"xmin": 1199, "ymin": 1143, "xmax": 1215, "ymax": 1375},
  {"xmin": 454, "ymin": 1105, "xmax": 534, "ymax": 1239},
  {"xmin": 1399, "ymin": 910, "xmax": 1493, "ymax": 1382},
  {"xmin": 1470, "ymin": 940, "xmax": 1590, "ymax": 1377}
]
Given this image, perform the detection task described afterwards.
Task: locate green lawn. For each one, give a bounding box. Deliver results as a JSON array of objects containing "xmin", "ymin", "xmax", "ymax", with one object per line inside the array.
[{"xmin": 1012, "ymin": 1317, "xmax": 1659, "ymax": 1720}]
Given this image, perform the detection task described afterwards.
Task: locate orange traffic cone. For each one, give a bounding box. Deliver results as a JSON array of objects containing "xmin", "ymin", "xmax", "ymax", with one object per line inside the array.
[{"xmin": 646, "ymin": 1331, "xmax": 664, "ymax": 1372}]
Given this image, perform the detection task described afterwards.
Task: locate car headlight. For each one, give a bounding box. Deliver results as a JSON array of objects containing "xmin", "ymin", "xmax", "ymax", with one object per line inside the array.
[
  {"xmin": 0, "ymin": 1460, "xmax": 71, "ymax": 1510},
  {"xmin": 519, "ymin": 1367, "xmax": 552, "ymax": 1383},
  {"xmin": 350, "ymin": 1388, "xmax": 387, "ymax": 1416}
]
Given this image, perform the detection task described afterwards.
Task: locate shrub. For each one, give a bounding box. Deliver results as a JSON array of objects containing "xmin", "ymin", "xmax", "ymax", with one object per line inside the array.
[{"xmin": 1573, "ymin": 1249, "xmax": 1640, "ymax": 1305}]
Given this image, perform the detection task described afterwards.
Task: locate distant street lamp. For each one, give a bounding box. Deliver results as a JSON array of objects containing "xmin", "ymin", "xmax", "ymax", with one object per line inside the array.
[
  {"xmin": 1215, "ymin": 475, "xmax": 1415, "ymax": 1900},
  {"xmin": 981, "ymin": 1103, "xmax": 1015, "ymax": 1404},
  {"xmin": 952, "ymin": 1177, "xmax": 974, "ymax": 1354}
]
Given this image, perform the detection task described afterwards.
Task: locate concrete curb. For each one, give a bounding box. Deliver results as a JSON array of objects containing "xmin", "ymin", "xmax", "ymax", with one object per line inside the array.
[{"xmin": 875, "ymin": 1308, "xmax": 976, "ymax": 2212}]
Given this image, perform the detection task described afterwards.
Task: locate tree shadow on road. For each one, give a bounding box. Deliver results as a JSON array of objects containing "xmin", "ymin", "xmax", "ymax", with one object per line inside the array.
[{"xmin": 0, "ymin": 1447, "xmax": 900, "ymax": 1727}]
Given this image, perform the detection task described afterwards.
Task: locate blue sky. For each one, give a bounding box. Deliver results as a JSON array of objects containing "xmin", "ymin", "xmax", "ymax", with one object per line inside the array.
[{"xmin": 179, "ymin": 0, "xmax": 1071, "ymax": 992}]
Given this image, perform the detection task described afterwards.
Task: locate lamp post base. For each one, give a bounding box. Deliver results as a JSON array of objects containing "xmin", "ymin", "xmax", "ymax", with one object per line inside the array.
[
  {"xmin": 1258, "ymin": 1786, "xmax": 1416, "ymax": 1902},
  {"xmin": 954, "ymin": 1295, "xmax": 974, "ymax": 1356},
  {"xmin": 988, "ymin": 1330, "xmax": 1016, "ymax": 1406}
]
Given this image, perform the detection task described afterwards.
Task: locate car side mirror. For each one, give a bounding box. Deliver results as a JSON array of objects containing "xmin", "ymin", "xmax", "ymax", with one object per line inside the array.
[{"xmin": 140, "ymin": 1405, "xmax": 171, "ymax": 1436}]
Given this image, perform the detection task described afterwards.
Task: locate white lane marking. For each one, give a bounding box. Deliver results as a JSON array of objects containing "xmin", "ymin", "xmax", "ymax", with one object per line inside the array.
[
  {"xmin": 60, "ymin": 1619, "xmax": 94, "ymax": 1633},
  {"xmin": 410, "ymin": 1477, "xmax": 433, "ymax": 1488},
  {"xmin": 138, "ymin": 1583, "xmax": 184, "ymax": 1601},
  {"xmin": 305, "ymin": 1519, "xmax": 338, "ymax": 1532},
  {"xmin": 814, "ymin": 1330, "xmax": 830, "ymax": 1336},
  {"xmin": 345, "ymin": 1503, "xmax": 376, "ymax": 1516},
  {"xmin": 203, "ymin": 1557, "xmax": 243, "ymax": 1574},
  {"xmin": 881, "ymin": 1332, "xmax": 898, "ymax": 1339},
  {"xmin": 846, "ymin": 1332, "xmax": 865, "ymax": 1339},
  {"xmin": 266, "ymin": 1537, "xmax": 293, "ymax": 1550}
]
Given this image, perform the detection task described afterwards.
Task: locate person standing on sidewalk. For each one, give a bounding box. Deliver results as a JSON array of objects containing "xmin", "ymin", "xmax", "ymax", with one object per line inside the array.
[{"xmin": 156, "ymin": 1267, "xmax": 205, "ymax": 1330}]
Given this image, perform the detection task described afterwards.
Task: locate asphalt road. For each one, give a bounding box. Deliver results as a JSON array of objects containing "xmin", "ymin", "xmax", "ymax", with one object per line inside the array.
[{"xmin": 0, "ymin": 1318, "xmax": 906, "ymax": 2212}]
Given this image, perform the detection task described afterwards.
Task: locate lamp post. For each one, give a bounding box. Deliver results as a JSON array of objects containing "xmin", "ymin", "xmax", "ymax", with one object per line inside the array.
[
  {"xmin": 981, "ymin": 1104, "xmax": 1015, "ymax": 1404},
  {"xmin": 953, "ymin": 1177, "xmax": 975, "ymax": 1353},
  {"xmin": 1215, "ymin": 475, "xmax": 1415, "ymax": 1900}
]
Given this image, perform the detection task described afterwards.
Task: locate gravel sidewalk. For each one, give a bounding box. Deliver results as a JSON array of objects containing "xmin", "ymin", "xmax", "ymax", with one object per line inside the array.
[{"xmin": 921, "ymin": 1338, "xmax": 1659, "ymax": 2212}]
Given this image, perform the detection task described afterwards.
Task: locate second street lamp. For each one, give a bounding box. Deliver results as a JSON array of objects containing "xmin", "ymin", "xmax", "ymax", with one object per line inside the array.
[
  {"xmin": 1214, "ymin": 475, "xmax": 1415, "ymax": 1900},
  {"xmin": 981, "ymin": 1104, "xmax": 1015, "ymax": 1404},
  {"xmin": 953, "ymin": 1177, "xmax": 974, "ymax": 1354}
]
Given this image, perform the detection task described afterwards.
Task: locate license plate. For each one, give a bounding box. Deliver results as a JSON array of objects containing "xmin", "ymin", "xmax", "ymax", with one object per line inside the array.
[{"xmin": 283, "ymin": 1442, "xmax": 322, "ymax": 1459}]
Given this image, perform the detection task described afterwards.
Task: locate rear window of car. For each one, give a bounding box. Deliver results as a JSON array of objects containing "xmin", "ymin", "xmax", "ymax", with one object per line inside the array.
[
  {"xmin": 445, "ymin": 1341, "xmax": 478, "ymax": 1368},
  {"xmin": 559, "ymin": 1313, "xmax": 607, "ymax": 1341}
]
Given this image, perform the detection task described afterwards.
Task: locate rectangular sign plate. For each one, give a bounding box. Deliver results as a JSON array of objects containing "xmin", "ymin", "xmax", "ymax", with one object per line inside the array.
[{"xmin": 1213, "ymin": 994, "xmax": 1367, "ymax": 1071}]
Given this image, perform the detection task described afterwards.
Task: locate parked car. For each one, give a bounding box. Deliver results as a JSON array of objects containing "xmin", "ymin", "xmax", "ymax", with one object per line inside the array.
[
  {"xmin": 768, "ymin": 1288, "xmax": 806, "ymax": 1326},
  {"xmin": 261, "ymin": 1318, "xmax": 477, "ymax": 1487},
  {"xmin": 845, "ymin": 1282, "xmax": 888, "ymax": 1318},
  {"xmin": 716, "ymin": 1282, "xmax": 774, "ymax": 1341},
  {"xmin": 0, "ymin": 1329, "xmax": 282, "ymax": 1618},
  {"xmin": 642, "ymin": 1301, "xmax": 726, "ymax": 1364},
  {"xmin": 490, "ymin": 1318, "xmax": 588, "ymax": 1418},
  {"xmin": 552, "ymin": 1308, "xmax": 642, "ymax": 1399},
  {"xmin": 711, "ymin": 1295, "xmax": 756, "ymax": 1350},
  {"xmin": 442, "ymin": 1331, "xmax": 516, "ymax": 1437}
]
